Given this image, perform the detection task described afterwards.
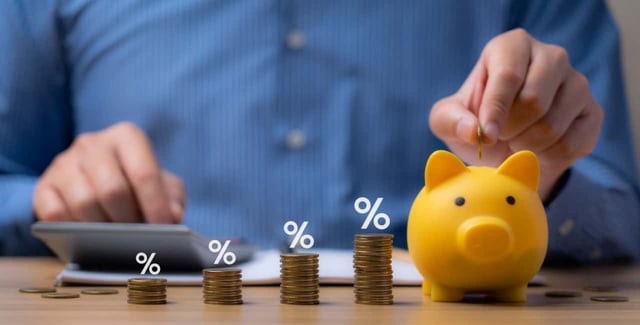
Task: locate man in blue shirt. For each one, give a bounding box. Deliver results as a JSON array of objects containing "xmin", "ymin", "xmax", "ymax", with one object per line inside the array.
[{"xmin": 1, "ymin": 1, "xmax": 638, "ymax": 264}]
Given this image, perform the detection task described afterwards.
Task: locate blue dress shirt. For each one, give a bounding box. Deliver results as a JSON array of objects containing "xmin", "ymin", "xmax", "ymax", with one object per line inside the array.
[{"xmin": 1, "ymin": 0, "xmax": 638, "ymax": 264}]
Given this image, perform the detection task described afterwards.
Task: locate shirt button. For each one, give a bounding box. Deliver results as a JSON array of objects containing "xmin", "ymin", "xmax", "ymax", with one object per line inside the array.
[
  {"xmin": 590, "ymin": 247, "xmax": 603, "ymax": 260},
  {"xmin": 286, "ymin": 30, "xmax": 305, "ymax": 50},
  {"xmin": 557, "ymin": 219, "xmax": 575, "ymax": 236},
  {"xmin": 286, "ymin": 129, "xmax": 306, "ymax": 150}
]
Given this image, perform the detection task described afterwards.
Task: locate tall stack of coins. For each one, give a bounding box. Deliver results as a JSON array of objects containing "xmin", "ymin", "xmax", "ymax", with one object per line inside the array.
[
  {"xmin": 280, "ymin": 253, "xmax": 319, "ymax": 305},
  {"xmin": 127, "ymin": 278, "xmax": 167, "ymax": 305},
  {"xmin": 202, "ymin": 268, "xmax": 243, "ymax": 305},
  {"xmin": 353, "ymin": 234, "xmax": 394, "ymax": 305}
]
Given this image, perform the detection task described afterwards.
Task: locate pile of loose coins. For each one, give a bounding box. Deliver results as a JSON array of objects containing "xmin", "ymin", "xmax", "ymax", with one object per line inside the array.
[
  {"xmin": 18, "ymin": 287, "xmax": 118, "ymax": 299},
  {"xmin": 353, "ymin": 234, "xmax": 394, "ymax": 305},
  {"xmin": 545, "ymin": 286, "xmax": 629, "ymax": 303},
  {"xmin": 127, "ymin": 278, "xmax": 167, "ymax": 305},
  {"xmin": 202, "ymin": 268, "xmax": 243, "ymax": 305},
  {"xmin": 280, "ymin": 253, "xmax": 320, "ymax": 305}
]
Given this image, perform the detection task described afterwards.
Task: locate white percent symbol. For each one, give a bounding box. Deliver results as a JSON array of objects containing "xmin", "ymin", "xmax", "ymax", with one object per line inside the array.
[
  {"xmin": 355, "ymin": 197, "xmax": 390, "ymax": 230},
  {"xmin": 208, "ymin": 240, "xmax": 237, "ymax": 265},
  {"xmin": 283, "ymin": 221, "xmax": 314, "ymax": 249},
  {"xmin": 136, "ymin": 252, "xmax": 161, "ymax": 275}
]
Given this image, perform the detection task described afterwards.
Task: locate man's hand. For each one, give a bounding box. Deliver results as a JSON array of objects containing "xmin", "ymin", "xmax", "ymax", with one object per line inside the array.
[
  {"xmin": 429, "ymin": 29, "xmax": 604, "ymax": 201},
  {"xmin": 34, "ymin": 122, "xmax": 185, "ymax": 223}
]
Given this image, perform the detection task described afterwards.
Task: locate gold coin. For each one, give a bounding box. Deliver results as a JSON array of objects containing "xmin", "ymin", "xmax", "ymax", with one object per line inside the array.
[
  {"xmin": 203, "ymin": 268, "xmax": 241, "ymax": 273},
  {"xmin": 127, "ymin": 287, "xmax": 167, "ymax": 293},
  {"xmin": 203, "ymin": 290, "xmax": 242, "ymax": 295},
  {"xmin": 354, "ymin": 274, "xmax": 393, "ymax": 278},
  {"xmin": 203, "ymin": 292, "xmax": 242, "ymax": 297},
  {"xmin": 128, "ymin": 278, "xmax": 167, "ymax": 285},
  {"xmin": 204, "ymin": 300, "xmax": 243, "ymax": 305},
  {"xmin": 203, "ymin": 297, "xmax": 243, "ymax": 302},
  {"xmin": 355, "ymin": 294, "xmax": 394, "ymax": 300},
  {"xmin": 281, "ymin": 282, "xmax": 319, "ymax": 287},
  {"xmin": 280, "ymin": 300, "xmax": 319, "ymax": 305},
  {"xmin": 355, "ymin": 300, "xmax": 393, "ymax": 305},
  {"xmin": 202, "ymin": 293, "xmax": 242, "ymax": 300},
  {"xmin": 19, "ymin": 287, "xmax": 57, "ymax": 294},
  {"xmin": 203, "ymin": 286, "xmax": 241, "ymax": 291},
  {"xmin": 280, "ymin": 290, "xmax": 320, "ymax": 296},
  {"xmin": 281, "ymin": 296, "xmax": 320, "ymax": 302},
  {"xmin": 354, "ymin": 282, "xmax": 393, "ymax": 288},
  {"xmin": 280, "ymin": 273, "xmax": 319, "ymax": 278},
  {"xmin": 354, "ymin": 243, "xmax": 392, "ymax": 247},
  {"xmin": 354, "ymin": 264, "xmax": 393, "ymax": 270},
  {"xmin": 203, "ymin": 275, "xmax": 242, "ymax": 279},
  {"xmin": 81, "ymin": 288, "xmax": 119, "ymax": 295},
  {"xmin": 280, "ymin": 266, "xmax": 319, "ymax": 271},
  {"xmin": 127, "ymin": 300, "xmax": 167, "ymax": 305},
  {"xmin": 590, "ymin": 295, "xmax": 628, "ymax": 302},
  {"xmin": 127, "ymin": 294, "xmax": 167, "ymax": 300},
  {"xmin": 584, "ymin": 285, "xmax": 618, "ymax": 293},
  {"xmin": 477, "ymin": 124, "xmax": 483, "ymax": 161},
  {"xmin": 280, "ymin": 277, "xmax": 320, "ymax": 285},
  {"xmin": 280, "ymin": 253, "xmax": 319, "ymax": 258},
  {"xmin": 41, "ymin": 292, "xmax": 80, "ymax": 299},
  {"xmin": 354, "ymin": 279, "xmax": 393, "ymax": 284},
  {"xmin": 204, "ymin": 297, "xmax": 242, "ymax": 301},
  {"xmin": 280, "ymin": 262, "xmax": 318, "ymax": 267},
  {"xmin": 203, "ymin": 291, "xmax": 243, "ymax": 297},
  {"xmin": 354, "ymin": 238, "xmax": 393, "ymax": 243},
  {"xmin": 128, "ymin": 290, "xmax": 167, "ymax": 296},
  {"xmin": 203, "ymin": 279, "xmax": 241, "ymax": 283}
]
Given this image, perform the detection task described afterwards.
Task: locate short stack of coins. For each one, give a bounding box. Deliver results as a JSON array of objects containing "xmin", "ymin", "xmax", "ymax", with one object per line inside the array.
[
  {"xmin": 202, "ymin": 268, "xmax": 243, "ymax": 305},
  {"xmin": 353, "ymin": 234, "xmax": 394, "ymax": 305},
  {"xmin": 280, "ymin": 253, "xmax": 319, "ymax": 305},
  {"xmin": 127, "ymin": 278, "xmax": 167, "ymax": 305}
]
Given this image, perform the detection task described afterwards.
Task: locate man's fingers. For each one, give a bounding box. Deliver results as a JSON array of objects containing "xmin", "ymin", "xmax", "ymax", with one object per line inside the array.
[
  {"xmin": 54, "ymin": 160, "xmax": 109, "ymax": 222},
  {"xmin": 537, "ymin": 96, "xmax": 603, "ymax": 167},
  {"xmin": 162, "ymin": 171, "xmax": 186, "ymax": 223},
  {"xmin": 508, "ymin": 71, "xmax": 589, "ymax": 153},
  {"xmin": 537, "ymin": 113, "xmax": 600, "ymax": 169},
  {"xmin": 479, "ymin": 29, "xmax": 532, "ymax": 143},
  {"xmin": 110, "ymin": 122, "xmax": 174, "ymax": 224},
  {"xmin": 501, "ymin": 44, "xmax": 570, "ymax": 140},
  {"xmin": 430, "ymin": 96, "xmax": 480, "ymax": 145},
  {"xmin": 79, "ymin": 138, "xmax": 143, "ymax": 223},
  {"xmin": 33, "ymin": 182, "xmax": 70, "ymax": 222}
]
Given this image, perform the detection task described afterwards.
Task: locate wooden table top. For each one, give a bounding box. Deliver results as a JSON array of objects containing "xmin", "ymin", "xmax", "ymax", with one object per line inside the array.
[{"xmin": 1, "ymin": 257, "xmax": 639, "ymax": 324}]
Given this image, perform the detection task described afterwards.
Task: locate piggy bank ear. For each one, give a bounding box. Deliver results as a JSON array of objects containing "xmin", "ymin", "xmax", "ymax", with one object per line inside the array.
[
  {"xmin": 425, "ymin": 150, "xmax": 468, "ymax": 192},
  {"xmin": 496, "ymin": 150, "xmax": 539, "ymax": 191}
]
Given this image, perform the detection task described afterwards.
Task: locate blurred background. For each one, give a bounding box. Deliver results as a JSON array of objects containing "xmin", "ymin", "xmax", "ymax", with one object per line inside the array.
[{"xmin": 608, "ymin": 0, "xmax": 640, "ymax": 177}]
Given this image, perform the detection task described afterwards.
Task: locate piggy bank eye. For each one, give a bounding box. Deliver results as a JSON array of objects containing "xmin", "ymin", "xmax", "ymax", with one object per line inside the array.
[
  {"xmin": 454, "ymin": 197, "xmax": 465, "ymax": 206},
  {"xmin": 506, "ymin": 195, "xmax": 516, "ymax": 205}
]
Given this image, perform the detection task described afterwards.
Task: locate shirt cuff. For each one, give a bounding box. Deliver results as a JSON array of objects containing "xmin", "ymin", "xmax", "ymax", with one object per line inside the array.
[
  {"xmin": 0, "ymin": 176, "xmax": 51, "ymax": 256},
  {"xmin": 544, "ymin": 166, "xmax": 640, "ymax": 265}
]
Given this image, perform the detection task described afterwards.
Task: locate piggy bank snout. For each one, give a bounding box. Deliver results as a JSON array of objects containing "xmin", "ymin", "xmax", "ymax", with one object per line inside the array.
[{"xmin": 456, "ymin": 216, "xmax": 514, "ymax": 263}]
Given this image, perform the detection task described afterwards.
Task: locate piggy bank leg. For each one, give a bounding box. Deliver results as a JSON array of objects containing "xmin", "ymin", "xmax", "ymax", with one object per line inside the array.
[
  {"xmin": 430, "ymin": 284, "xmax": 464, "ymax": 302},
  {"xmin": 494, "ymin": 285, "xmax": 527, "ymax": 302},
  {"xmin": 422, "ymin": 280, "xmax": 431, "ymax": 296}
]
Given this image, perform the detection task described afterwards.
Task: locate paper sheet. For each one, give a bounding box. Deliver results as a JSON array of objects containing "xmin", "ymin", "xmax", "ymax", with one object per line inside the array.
[{"xmin": 56, "ymin": 248, "xmax": 423, "ymax": 286}]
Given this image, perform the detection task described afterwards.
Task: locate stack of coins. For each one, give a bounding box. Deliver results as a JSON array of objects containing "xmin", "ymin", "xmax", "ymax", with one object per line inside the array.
[
  {"xmin": 280, "ymin": 253, "xmax": 319, "ymax": 305},
  {"xmin": 127, "ymin": 278, "xmax": 167, "ymax": 305},
  {"xmin": 202, "ymin": 268, "xmax": 243, "ymax": 305},
  {"xmin": 353, "ymin": 234, "xmax": 394, "ymax": 305}
]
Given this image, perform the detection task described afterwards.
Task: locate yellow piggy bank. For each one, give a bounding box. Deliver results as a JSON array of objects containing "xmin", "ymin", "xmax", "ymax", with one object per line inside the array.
[{"xmin": 407, "ymin": 150, "xmax": 548, "ymax": 302}]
